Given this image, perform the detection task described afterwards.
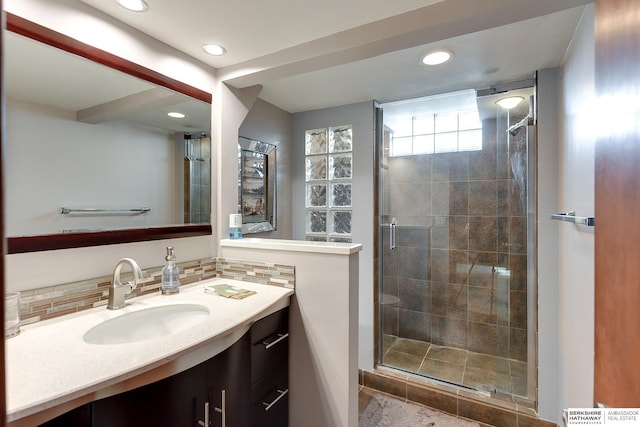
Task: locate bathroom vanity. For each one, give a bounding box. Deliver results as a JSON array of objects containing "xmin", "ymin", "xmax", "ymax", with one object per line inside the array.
[
  {"xmin": 5, "ymin": 279, "xmax": 292, "ymax": 427},
  {"xmin": 43, "ymin": 307, "xmax": 289, "ymax": 427}
]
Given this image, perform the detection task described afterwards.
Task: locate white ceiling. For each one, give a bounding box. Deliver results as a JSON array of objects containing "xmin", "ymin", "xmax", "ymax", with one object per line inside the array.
[
  {"xmin": 79, "ymin": 0, "xmax": 446, "ymax": 68},
  {"xmin": 79, "ymin": 0, "xmax": 592, "ymax": 113}
]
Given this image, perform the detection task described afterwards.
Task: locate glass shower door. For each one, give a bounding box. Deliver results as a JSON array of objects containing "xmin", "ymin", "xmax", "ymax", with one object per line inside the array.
[{"xmin": 378, "ymin": 87, "xmax": 535, "ymax": 401}]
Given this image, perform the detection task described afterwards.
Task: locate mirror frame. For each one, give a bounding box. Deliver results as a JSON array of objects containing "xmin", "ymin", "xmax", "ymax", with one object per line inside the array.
[
  {"xmin": 238, "ymin": 136, "xmax": 276, "ymax": 234},
  {"xmin": 5, "ymin": 13, "xmax": 213, "ymax": 254}
]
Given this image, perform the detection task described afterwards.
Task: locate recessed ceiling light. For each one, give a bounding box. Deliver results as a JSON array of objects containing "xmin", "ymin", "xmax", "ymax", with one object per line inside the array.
[
  {"xmin": 202, "ymin": 44, "xmax": 226, "ymax": 56},
  {"xmin": 167, "ymin": 112, "xmax": 186, "ymax": 119},
  {"xmin": 116, "ymin": 0, "xmax": 148, "ymax": 12},
  {"xmin": 421, "ymin": 50, "xmax": 453, "ymax": 66},
  {"xmin": 496, "ymin": 96, "xmax": 524, "ymax": 110}
]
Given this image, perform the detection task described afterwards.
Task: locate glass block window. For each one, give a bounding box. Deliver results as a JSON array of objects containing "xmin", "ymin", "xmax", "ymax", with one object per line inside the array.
[
  {"xmin": 331, "ymin": 183, "xmax": 351, "ymax": 207},
  {"xmin": 306, "ymin": 184, "xmax": 327, "ymax": 207},
  {"xmin": 305, "ymin": 125, "xmax": 353, "ymax": 242},
  {"xmin": 389, "ymin": 110, "xmax": 482, "ymax": 156}
]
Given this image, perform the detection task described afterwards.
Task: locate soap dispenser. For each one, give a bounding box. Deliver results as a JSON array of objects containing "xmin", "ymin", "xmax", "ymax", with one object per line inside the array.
[
  {"xmin": 229, "ymin": 213, "xmax": 243, "ymax": 239},
  {"xmin": 161, "ymin": 246, "xmax": 180, "ymax": 295}
]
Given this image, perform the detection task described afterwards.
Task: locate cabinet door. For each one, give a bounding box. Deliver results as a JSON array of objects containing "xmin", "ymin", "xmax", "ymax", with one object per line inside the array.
[
  {"xmin": 250, "ymin": 363, "xmax": 289, "ymax": 427},
  {"xmin": 92, "ymin": 361, "xmax": 208, "ymax": 427},
  {"xmin": 207, "ymin": 332, "xmax": 251, "ymax": 427},
  {"xmin": 249, "ymin": 308, "xmax": 289, "ymax": 427},
  {"xmin": 250, "ymin": 308, "xmax": 289, "ymax": 386}
]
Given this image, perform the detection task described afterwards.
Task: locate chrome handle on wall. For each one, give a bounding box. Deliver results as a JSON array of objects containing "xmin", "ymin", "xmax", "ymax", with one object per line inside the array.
[
  {"xmin": 262, "ymin": 388, "xmax": 289, "ymax": 411},
  {"xmin": 197, "ymin": 401, "xmax": 210, "ymax": 426},
  {"xmin": 550, "ymin": 211, "xmax": 595, "ymax": 226},
  {"xmin": 262, "ymin": 333, "xmax": 289, "ymax": 350},
  {"xmin": 213, "ymin": 390, "xmax": 226, "ymax": 427}
]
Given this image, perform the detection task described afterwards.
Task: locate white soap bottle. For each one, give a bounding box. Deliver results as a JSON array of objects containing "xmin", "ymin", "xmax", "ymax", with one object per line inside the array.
[{"xmin": 161, "ymin": 246, "xmax": 180, "ymax": 295}]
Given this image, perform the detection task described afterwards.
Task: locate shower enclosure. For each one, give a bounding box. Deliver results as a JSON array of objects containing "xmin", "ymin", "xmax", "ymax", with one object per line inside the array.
[
  {"xmin": 184, "ymin": 133, "xmax": 211, "ymax": 224},
  {"xmin": 378, "ymin": 84, "xmax": 536, "ymax": 402}
]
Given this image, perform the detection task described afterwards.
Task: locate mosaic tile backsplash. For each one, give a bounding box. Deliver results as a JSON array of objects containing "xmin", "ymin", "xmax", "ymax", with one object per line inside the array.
[{"xmin": 17, "ymin": 257, "xmax": 295, "ymax": 327}]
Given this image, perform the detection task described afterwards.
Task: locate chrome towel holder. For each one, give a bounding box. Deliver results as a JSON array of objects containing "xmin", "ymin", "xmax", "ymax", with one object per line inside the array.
[
  {"xmin": 550, "ymin": 211, "xmax": 595, "ymax": 227},
  {"xmin": 59, "ymin": 207, "xmax": 151, "ymax": 215}
]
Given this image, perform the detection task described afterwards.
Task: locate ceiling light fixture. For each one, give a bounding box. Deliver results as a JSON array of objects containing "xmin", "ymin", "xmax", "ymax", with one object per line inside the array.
[
  {"xmin": 116, "ymin": 0, "xmax": 149, "ymax": 12},
  {"xmin": 496, "ymin": 96, "xmax": 524, "ymax": 110},
  {"xmin": 202, "ymin": 44, "xmax": 226, "ymax": 56},
  {"xmin": 167, "ymin": 112, "xmax": 186, "ymax": 119},
  {"xmin": 421, "ymin": 50, "xmax": 453, "ymax": 66}
]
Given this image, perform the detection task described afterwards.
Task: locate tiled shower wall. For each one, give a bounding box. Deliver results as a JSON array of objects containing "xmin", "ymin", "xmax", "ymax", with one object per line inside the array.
[
  {"xmin": 381, "ymin": 117, "xmax": 529, "ymax": 362},
  {"xmin": 17, "ymin": 257, "xmax": 295, "ymax": 327}
]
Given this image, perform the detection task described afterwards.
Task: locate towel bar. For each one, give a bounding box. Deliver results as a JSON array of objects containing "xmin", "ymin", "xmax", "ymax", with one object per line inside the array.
[
  {"xmin": 60, "ymin": 207, "xmax": 151, "ymax": 215},
  {"xmin": 550, "ymin": 211, "xmax": 595, "ymax": 227}
]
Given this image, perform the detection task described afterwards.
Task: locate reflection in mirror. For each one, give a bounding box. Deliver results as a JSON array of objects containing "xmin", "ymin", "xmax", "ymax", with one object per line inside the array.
[
  {"xmin": 4, "ymin": 17, "xmax": 212, "ymax": 253},
  {"xmin": 238, "ymin": 137, "xmax": 276, "ymax": 234}
]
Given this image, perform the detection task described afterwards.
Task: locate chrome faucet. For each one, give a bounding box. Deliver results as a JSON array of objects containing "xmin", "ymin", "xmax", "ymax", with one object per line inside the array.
[{"xmin": 107, "ymin": 258, "xmax": 144, "ymax": 310}]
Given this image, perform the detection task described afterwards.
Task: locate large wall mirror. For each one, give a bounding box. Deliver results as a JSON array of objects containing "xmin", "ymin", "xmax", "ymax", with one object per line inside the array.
[{"xmin": 5, "ymin": 14, "xmax": 212, "ymax": 253}]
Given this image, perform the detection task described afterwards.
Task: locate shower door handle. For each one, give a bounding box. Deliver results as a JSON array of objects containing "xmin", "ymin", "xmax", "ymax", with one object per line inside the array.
[{"xmin": 390, "ymin": 223, "xmax": 396, "ymax": 250}]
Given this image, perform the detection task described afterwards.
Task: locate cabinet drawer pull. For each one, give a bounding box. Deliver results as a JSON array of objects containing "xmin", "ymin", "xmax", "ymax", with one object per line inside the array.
[
  {"xmin": 197, "ymin": 401, "xmax": 209, "ymax": 426},
  {"xmin": 262, "ymin": 333, "xmax": 289, "ymax": 350},
  {"xmin": 213, "ymin": 389, "xmax": 226, "ymax": 427},
  {"xmin": 262, "ymin": 388, "xmax": 288, "ymax": 411}
]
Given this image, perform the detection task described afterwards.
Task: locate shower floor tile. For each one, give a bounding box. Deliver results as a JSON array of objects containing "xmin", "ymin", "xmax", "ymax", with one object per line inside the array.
[
  {"xmin": 382, "ymin": 334, "xmax": 527, "ymax": 397},
  {"xmin": 384, "ymin": 349, "xmax": 425, "ymax": 372},
  {"xmin": 462, "ymin": 365, "xmax": 511, "ymax": 392},
  {"xmin": 510, "ymin": 359, "xmax": 527, "ymax": 378},
  {"xmin": 390, "ymin": 337, "xmax": 431, "ymax": 355},
  {"xmin": 426, "ymin": 345, "xmax": 467, "ymax": 366},
  {"xmin": 466, "ymin": 352, "xmax": 511, "ymax": 374},
  {"xmin": 419, "ymin": 358, "xmax": 464, "ymax": 384},
  {"xmin": 511, "ymin": 376, "xmax": 528, "ymax": 396},
  {"xmin": 383, "ymin": 334, "xmax": 397, "ymax": 354}
]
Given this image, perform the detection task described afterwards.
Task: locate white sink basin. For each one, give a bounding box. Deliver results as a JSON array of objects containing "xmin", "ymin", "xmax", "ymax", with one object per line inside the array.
[{"xmin": 83, "ymin": 304, "xmax": 210, "ymax": 345}]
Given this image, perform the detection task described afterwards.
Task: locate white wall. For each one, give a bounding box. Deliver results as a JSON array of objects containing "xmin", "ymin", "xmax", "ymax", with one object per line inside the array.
[
  {"xmin": 558, "ymin": 3, "xmax": 596, "ymax": 413},
  {"xmin": 5, "ymin": 0, "xmax": 216, "ymax": 291},
  {"xmin": 292, "ymin": 101, "xmax": 375, "ymax": 370},
  {"xmin": 6, "ymin": 98, "xmax": 180, "ymax": 235},
  {"xmin": 536, "ymin": 6, "xmax": 595, "ymax": 423},
  {"xmin": 220, "ymin": 241, "xmax": 360, "ymax": 427}
]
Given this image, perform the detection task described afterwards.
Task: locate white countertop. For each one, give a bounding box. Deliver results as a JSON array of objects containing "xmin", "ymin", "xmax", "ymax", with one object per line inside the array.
[
  {"xmin": 221, "ymin": 238, "xmax": 363, "ymax": 255},
  {"xmin": 5, "ymin": 278, "xmax": 293, "ymax": 425}
]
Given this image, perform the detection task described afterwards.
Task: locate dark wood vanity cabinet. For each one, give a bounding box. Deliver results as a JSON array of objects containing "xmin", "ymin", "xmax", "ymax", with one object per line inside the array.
[
  {"xmin": 39, "ymin": 307, "xmax": 289, "ymax": 427},
  {"xmin": 91, "ymin": 356, "xmax": 211, "ymax": 427},
  {"xmin": 91, "ymin": 331, "xmax": 251, "ymax": 427},
  {"xmin": 207, "ymin": 331, "xmax": 252, "ymax": 427}
]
